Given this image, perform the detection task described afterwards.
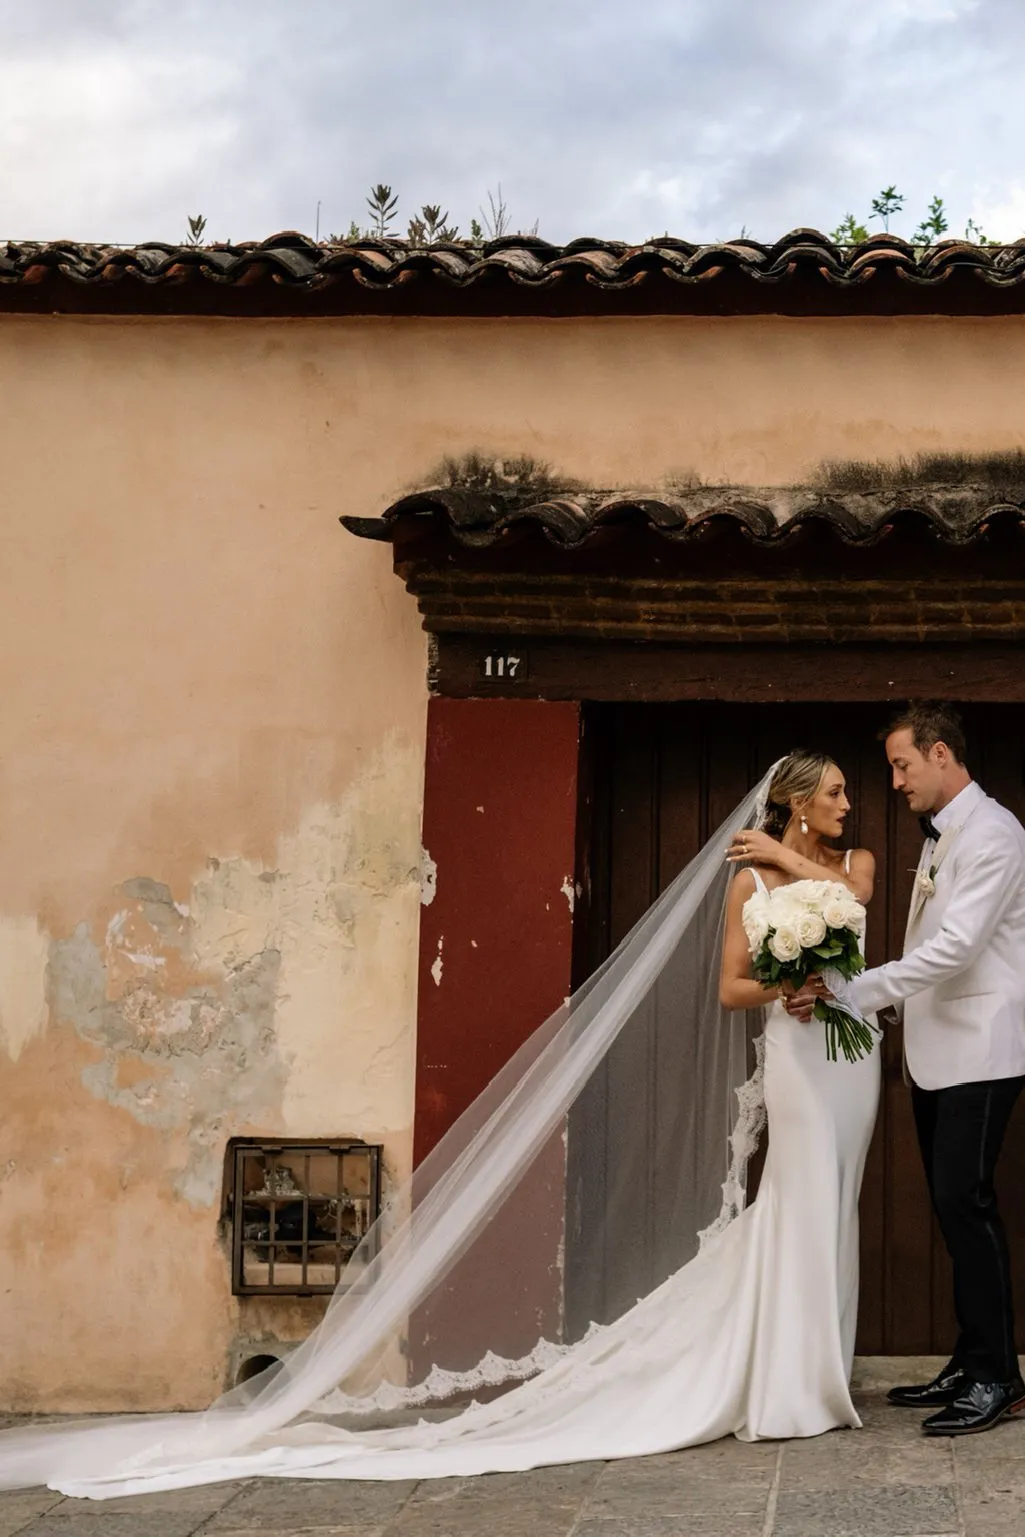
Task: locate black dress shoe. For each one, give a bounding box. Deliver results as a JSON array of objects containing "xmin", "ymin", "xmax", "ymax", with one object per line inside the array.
[
  {"xmin": 887, "ymin": 1364, "xmax": 970, "ymax": 1408},
  {"xmin": 922, "ymin": 1377, "xmax": 1025, "ymax": 1436}
]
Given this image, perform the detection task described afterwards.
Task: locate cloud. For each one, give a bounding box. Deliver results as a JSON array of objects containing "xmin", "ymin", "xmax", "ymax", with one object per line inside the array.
[{"xmin": 0, "ymin": 0, "xmax": 1023, "ymax": 245}]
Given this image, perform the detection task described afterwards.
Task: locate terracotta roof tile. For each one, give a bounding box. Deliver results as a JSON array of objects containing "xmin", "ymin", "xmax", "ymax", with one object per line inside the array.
[
  {"xmin": 3, "ymin": 229, "xmax": 1025, "ymax": 302},
  {"xmin": 343, "ymin": 487, "xmax": 1025, "ymax": 550}
]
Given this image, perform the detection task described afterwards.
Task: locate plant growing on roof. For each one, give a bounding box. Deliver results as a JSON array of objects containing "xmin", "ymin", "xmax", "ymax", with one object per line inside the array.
[
  {"xmin": 424, "ymin": 450, "xmax": 574, "ymax": 502},
  {"xmin": 870, "ymin": 186, "xmax": 904, "ymax": 232},
  {"xmin": 185, "ymin": 213, "xmax": 208, "ymax": 246},
  {"xmin": 479, "ymin": 185, "xmax": 510, "ymax": 240},
  {"xmin": 912, "ymin": 194, "xmax": 949, "ymax": 247},
  {"xmin": 407, "ymin": 204, "xmax": 460, "ymax": 246},
  {"xmin": 965, "ymin": 218, "xmax": 999, "ymax": 246},
  {"xmin": 366, "ymin": 184, "xmax": 399, "ymax": 238},
  {"xmin": 829, "ymin": 213, "xmax": 869, "ymax": 246}
]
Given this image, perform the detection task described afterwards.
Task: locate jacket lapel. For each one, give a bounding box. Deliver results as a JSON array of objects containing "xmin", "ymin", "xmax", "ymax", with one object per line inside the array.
[
  {"xmin": 904, "ymin": 841, "xmax": 933, "ymax": 948},
  {"xmin": 904, "ymin": 789, "xmax": 985, "ymax": 943}
]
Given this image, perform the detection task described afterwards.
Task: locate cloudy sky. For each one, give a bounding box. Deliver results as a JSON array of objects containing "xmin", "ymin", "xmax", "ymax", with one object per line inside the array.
[{"xmin": 2, "ymin": 0, "xmax": 1023, "ymax": 248}]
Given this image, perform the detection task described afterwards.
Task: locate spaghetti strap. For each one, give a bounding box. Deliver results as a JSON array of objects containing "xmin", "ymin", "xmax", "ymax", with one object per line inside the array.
[
  {"xmin": 750, "ymin": 866, "xmax": 770, "ymax": 895},
  {"xmin": 843, "ymin": 848, "xmax": 853, "ymax": 876}
]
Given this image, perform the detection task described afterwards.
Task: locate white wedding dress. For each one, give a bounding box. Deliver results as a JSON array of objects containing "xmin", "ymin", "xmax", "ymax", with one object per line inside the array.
[{"xmin": 0, "ymin": 793, "xmax": 882, "ymax": 1499}]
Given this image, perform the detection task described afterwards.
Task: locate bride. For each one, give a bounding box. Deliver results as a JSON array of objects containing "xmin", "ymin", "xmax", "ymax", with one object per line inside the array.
[{"xmin": 0, "ymin": 750, "xmax": 881, "ymax": 1497}]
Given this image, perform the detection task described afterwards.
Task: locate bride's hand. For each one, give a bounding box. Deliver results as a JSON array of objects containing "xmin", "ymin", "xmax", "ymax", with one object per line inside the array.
[
  {"xmin": 782, "ymin": 975, "xmax": 833, "ymax": 1023},
  {"xmin": 727, "ymin": 828, "xmax": 787, "ymax": 867}
]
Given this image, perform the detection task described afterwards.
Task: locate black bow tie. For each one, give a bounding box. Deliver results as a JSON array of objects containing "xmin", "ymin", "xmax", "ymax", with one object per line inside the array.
[{"xmin": 919, "ymin": 815, "xmax": 941, "ymax": 842}]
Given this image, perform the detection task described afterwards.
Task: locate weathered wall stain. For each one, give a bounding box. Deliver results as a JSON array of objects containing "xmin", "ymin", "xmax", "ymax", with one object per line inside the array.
[
  {"xmin": 49, "ymin": 898, "xmax": 285, "ymax": 1209},
  {"xmin": 814, "ymin": 447, "xmax": 1025, "ymax": 492}
]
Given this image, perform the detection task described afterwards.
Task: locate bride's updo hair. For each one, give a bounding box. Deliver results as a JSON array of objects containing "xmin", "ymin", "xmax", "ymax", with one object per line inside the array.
[{"xmin": 761, "ymin": 750, "xmax": 836, "ymax": 838}]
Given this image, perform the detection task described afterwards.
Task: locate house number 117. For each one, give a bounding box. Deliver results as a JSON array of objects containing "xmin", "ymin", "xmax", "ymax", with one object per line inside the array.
[{"xmin": 481, "ymin": 652, "xmax": 527, "ymax": 681}]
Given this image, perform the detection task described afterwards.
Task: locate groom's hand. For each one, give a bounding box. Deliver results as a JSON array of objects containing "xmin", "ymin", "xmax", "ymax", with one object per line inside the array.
[
  {"xmin": 782, "ymin": 976, "xmax": 831, "ymax": 1023},
  {"xmin": 783, "ymin": 988, "xmax": 817, "ymax": 1023}
]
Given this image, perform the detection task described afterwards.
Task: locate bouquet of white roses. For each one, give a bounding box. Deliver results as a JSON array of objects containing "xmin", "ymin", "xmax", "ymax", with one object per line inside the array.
[{"xmin": 742, "ymin": 878, "xmax": 878, "ymax": 1063}]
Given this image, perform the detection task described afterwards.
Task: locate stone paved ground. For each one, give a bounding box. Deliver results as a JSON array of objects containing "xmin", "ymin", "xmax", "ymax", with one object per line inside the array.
[{"xmin": 2, "ymin": 1361, "xmax": 1024, "ymax": 1537}]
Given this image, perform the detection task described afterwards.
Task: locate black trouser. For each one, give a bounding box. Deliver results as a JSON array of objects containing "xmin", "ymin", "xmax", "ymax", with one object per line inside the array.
[{"xmin": 912, "ymin": 1074, "xmax": 1025, "ymax": 1383}]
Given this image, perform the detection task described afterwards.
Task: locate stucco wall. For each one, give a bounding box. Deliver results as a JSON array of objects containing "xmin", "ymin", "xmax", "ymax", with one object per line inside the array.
[
  {"xmin": 0, "ymin": 316, "xmax": 435, "ymax": 1411},
  {"xmin": 1, "ymin": 309, "xmax": 1023, "ymax": 1411}
]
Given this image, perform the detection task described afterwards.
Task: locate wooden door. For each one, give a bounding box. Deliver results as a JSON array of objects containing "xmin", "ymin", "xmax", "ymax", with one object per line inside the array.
[{"xmin": 572, "ymin": 701, "xmax": 1025, "ymax": 1355}]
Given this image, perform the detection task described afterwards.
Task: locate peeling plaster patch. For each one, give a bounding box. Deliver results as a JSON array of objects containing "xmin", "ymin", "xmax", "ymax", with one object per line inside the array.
[
  {"xmin": 431, "ymin": 936, "xmax": 444, "ymax": 988},
  {"xmin": 419, "ymin": 848, "xmax": 437, "ymax": 907},
  {"xmin": 187, "ymin": 759, "xmax": 423, "ymax": 1135},
  {"xmin": 0, "ymin": 917, "xmax": 49, "ymax": 1061},
  {"xmin": 49, "ymin": 893, "xmax": 285, "ymax": 1209},
  {"xmin": 560, "ymin": 878, "xmax": 575, "ymax": 915}
]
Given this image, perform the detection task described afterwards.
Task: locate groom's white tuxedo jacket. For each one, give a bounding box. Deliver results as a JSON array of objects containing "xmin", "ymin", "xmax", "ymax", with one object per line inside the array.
[{"xmin": 850, "ymin": 780, "xmax": 1025, "ymax": 1091}]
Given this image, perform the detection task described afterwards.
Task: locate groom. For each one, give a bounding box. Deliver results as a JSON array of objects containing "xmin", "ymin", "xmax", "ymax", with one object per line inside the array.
[{"xmin": 793, "ymin": 701, "xmax": 1025, "ymax": 1435}]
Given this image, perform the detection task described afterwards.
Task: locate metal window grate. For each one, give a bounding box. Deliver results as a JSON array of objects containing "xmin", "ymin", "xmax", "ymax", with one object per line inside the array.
[{"xmin": 228, "ymin": 1139, "xmax": 382, "ymax": 1296}]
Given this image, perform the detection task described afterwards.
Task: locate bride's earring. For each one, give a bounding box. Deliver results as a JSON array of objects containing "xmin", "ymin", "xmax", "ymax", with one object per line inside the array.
[{"xmin": 800, "ymin": 814, "xmax": 809, "ymax": 835}]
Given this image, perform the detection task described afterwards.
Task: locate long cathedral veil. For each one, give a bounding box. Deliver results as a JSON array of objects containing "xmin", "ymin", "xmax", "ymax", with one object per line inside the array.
[{"xmin": 0, "ymin": 766, "xmax": 778, "ymax": 1497}]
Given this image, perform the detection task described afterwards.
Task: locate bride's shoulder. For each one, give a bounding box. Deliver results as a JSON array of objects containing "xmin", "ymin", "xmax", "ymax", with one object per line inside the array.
[
  {"xmin": 729, "ymin": 866, "xmax": 760, "ymax": 907},
  {"xmin": 836, "ymin": 846, "xmax": 876, "ymax": 905}
]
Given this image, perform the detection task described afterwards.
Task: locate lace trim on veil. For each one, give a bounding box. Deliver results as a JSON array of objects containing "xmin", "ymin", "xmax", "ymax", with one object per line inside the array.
[
  {"xmin": 314, "ymin": 1042, "xmax": 768, "ymax": 1417},
  {"xmin": 314, "ymin": 1330, "xmax": 600, "ymax": 1416},
  {"xmin": 697, "ymin": 1033, "xmax": 766, "ymax": 1249}
]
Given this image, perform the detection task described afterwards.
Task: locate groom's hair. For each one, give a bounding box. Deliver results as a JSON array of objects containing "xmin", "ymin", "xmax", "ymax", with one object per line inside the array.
[{"xmin": 882, "ymin": 701, "xmax": 967, "ymax": 765}]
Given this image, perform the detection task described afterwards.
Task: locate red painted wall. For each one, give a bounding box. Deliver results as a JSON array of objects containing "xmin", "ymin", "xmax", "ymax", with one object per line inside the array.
[
  {"xmin": 410, "ymin": 698, "xmax": 582, "ymax": 1369},
  {"xmin": 414, "ymin": 697, "xmax": 582, "ymax": 1161}
]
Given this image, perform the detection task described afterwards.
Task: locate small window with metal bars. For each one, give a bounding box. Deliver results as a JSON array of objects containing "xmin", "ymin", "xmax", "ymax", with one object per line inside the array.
[{"xmin": 228, "ymin": 1139, "xmax": 382, "ymax": 1296}]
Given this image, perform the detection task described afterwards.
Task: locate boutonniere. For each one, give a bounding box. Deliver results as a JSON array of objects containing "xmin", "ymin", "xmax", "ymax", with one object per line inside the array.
[{"xmin": 912, "ymin": 865, "xmax": 938, "ymax": 899}]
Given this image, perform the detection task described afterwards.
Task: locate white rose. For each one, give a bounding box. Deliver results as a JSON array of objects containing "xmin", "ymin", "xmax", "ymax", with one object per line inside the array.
[
  {"xmin": 795, "ymin": 910, "xmax": 827, "ymax": 949},
  {"xmin": 822, "ymin": 896, "xmax": 851, "ymax": 931},
  {"xmin": 843, "ymin": 901, "xmax": 867, "ymax": 938},
  {"xmin": 768, "ymin": 925, "xmax": 801, "ymax": 963},
  {"xmin": 769, "ymin": 889, "xmax": 804, "ymax": 927},
  {"xmin": 742, "ymin": 893, "xmax": 771, "ymax": 953}
]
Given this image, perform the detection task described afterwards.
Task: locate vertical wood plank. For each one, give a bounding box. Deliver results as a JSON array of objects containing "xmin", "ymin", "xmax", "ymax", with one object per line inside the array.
[
  {"xmin": 849, "ymin": 712, "xmax": 889, "ymax": 1353},
  {"xmin": 603, "ymin": 707, "xmax": 659, "ymax": 1315}
]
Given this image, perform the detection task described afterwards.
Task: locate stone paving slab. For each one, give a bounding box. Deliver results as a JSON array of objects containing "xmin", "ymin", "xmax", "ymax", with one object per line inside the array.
[
  {"xmin": 596, "ymin": 1440, "xmax": 777, "ymax": 1486},
  {"xmin": 50, "ymin": 1484, "xmax": 247, "ymax": 1517},
  {"xmin": 205, "ymin": 1481, "xmax": 416, "ymax": 1532},
  {"xmin": 573, "ymin": 1520, "xmax": 764, "ymax": 1537},
  {"xmin": 14, "ymin": 1517, "xmax": 210, "ymax": 1537},
  {"xmin": 0, "ymin": 1491, "xmax": 63, "ymax": 1537},
  {"xmin": 772, "ymin": 1485, "xmax": 960, "ymax": 1536},
  {"xmin": 779, "ymin": 1427, "xmax": 953, "ymax": 1490}
]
